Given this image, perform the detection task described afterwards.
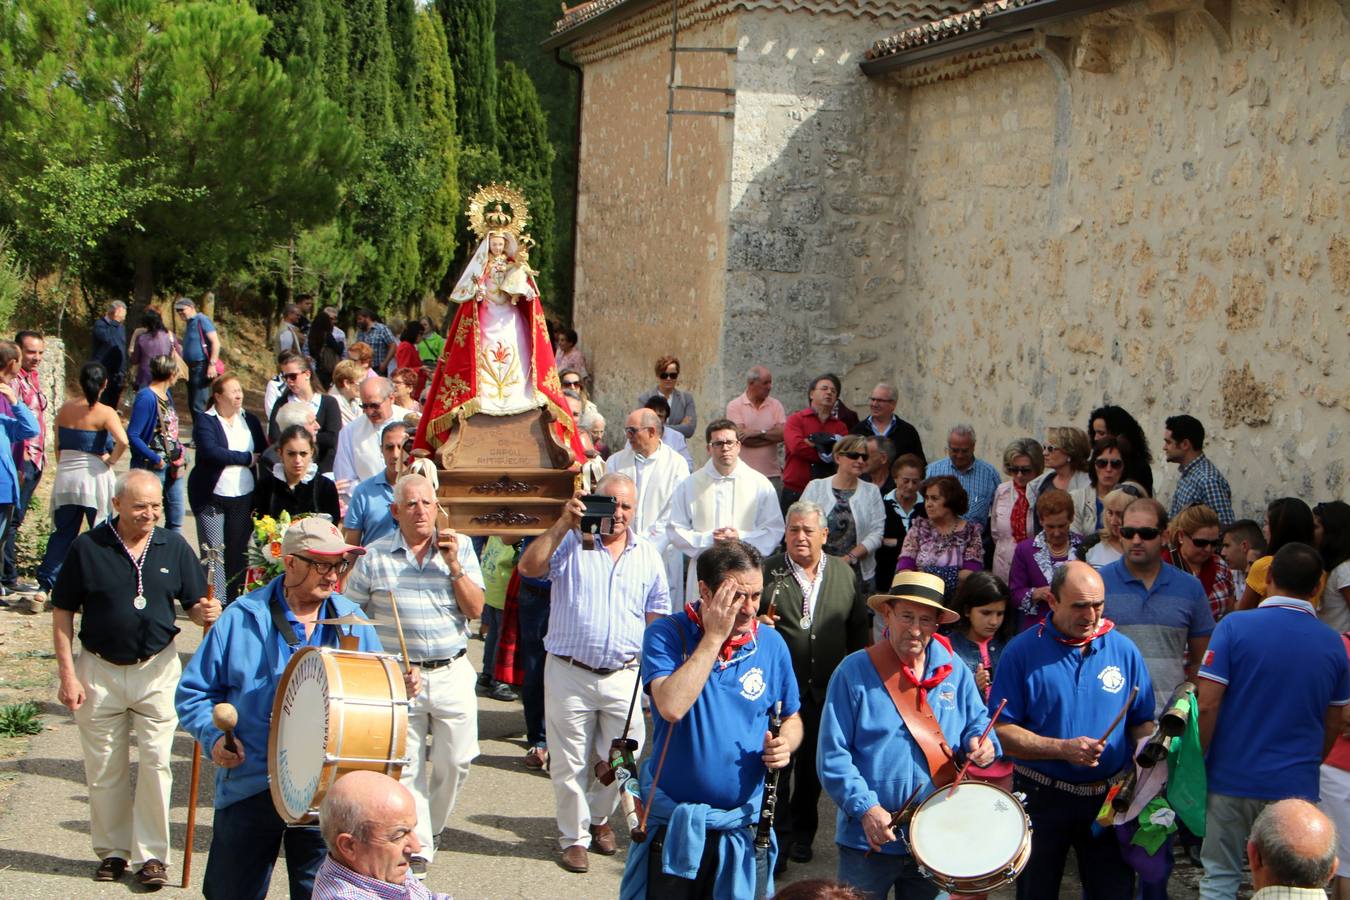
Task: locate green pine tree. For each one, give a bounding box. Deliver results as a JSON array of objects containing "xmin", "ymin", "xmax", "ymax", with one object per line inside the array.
[
  {"xmin": 411, "ymin": 9, "xmax": 460, "ymax": 296},
  {"xmin": 496, "ymin": 62, "xmax": 556, "ymax": 305},
  {"xmin": 439, "ymin": 0, "xmax": 498, "ymax": 148}
]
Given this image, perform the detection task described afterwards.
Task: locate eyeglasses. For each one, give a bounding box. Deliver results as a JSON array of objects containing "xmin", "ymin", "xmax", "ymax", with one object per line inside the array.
[
  {"xmin": 868, "ymin": 396, "xmax": 894, "ymax": 404},
  {"xmin": 709, "ymin": 439, "xmax": 739, "ymax": 450},
  {"xmin": 1094, "ymin": 458, "xmax": 1125, "ymax": 469},
  {"xmin": 840, "ymin": 451, "xmax": 869, "ymax": 461},
  {"xmin": 360, "ymin": 401, "xmax": 386, "ymax": 411},
  {"xmin": 1042, "ymin": 443, "xmax": 1059, "ymax": 453},
  {"xmin": 624, "ymin": 426, "xmax": 642, "ymax": 436},
  {"xmin": 1007, "ymin": 466, "xmax": 1034, "ymax": 475},
  {"xmin": 1119, "ymin": 526, "xmax": 1161, "ymax": 541},
  {"xmin": 1187, "ymin": 536, "xmax": 1222, "ymax": 550},
  {"xmin": 295, "ymin": 555, "xmax": 354, "ymax": 577},
  {"xmin": 282, "ymin": 371, "xmax": 306, "ymax": 381},
  {"xmin": 891, "ymin": 610, "xmax": 939, "ymax": 629},
  {"xmin": 659, "ymin": 372, "xmax": 680, "ymax": 380}
]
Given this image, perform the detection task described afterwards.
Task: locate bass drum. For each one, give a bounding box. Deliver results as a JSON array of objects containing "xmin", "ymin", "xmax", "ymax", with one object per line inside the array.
[
  {"xmin": 268, "ymin": 646, "xmax": 410, "ymax": 824},
  {"xmin": 909, "ymin": 780, "xmax": 1031, "ymax": 894}
]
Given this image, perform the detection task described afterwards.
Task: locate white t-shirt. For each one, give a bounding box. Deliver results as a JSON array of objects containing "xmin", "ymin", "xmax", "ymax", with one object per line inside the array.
[
  {"xmin": 1319, "ymin": 561, "xmax": 1350, "ymax": 633},
  {"xmin": 212, "ymin": 410, "xmax": 256, "ymax": 498},
  {"xmin": 1086, "ymin": 541, "xmax": 1123, "ymax": 568}
]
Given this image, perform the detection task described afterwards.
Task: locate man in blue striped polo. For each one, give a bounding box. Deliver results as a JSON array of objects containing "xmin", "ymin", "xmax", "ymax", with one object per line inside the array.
[{"xmin": 345, "ymin": 473, "xmax": 486, "ymax": 877}]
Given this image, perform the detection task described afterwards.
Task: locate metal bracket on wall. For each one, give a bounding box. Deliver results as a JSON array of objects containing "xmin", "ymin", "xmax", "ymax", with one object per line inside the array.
[{"xmin": 665, "ymin": 0, "xmax": 737, "ymax": 183}]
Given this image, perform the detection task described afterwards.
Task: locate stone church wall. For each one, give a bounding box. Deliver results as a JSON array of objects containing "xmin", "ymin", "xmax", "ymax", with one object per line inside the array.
[
  {"xmin": 889, "ymin": 0, "xmax": 1349, "ymax": 515},
  {"xmin": 572, "ymin": 14, "xmax": 737, "ymax": 429}
]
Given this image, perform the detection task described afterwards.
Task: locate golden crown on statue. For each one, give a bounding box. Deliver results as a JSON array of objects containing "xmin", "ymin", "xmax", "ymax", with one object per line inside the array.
[{"xmin": 467, "ymin": 182, "xmax": 531, "ymax": 241}]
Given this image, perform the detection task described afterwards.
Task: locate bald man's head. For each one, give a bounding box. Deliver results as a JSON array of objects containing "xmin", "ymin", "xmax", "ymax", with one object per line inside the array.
[
  {"xmin": 320, "ymin": 772, "xmax": 421, "ymax": 883},
  {"xmin": 1047, "ymin": 561, "xmax": 1107, "ymax": 640},
  {"xmin": 1249, "ymin": 799, "xmax": 1338, "ymax": 889}
]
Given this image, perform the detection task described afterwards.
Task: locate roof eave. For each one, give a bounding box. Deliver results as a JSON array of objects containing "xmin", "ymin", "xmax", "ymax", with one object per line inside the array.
[
  {"xmin": 860, "ymin": 0, "xmax": 1126, "ymax": 75},
  {"xmin": 542, "ymin": 0, "xmax": 670, "ymax": 52}
]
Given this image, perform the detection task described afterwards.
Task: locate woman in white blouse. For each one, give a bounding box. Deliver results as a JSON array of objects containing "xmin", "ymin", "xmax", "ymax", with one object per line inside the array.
[
  {"xmin": 801, "ymin": 434, "xmax": 885, "ymax": 590},
  {"xmin": 188, "ymin": 375, "xmax": 267, "ymax": 601}
]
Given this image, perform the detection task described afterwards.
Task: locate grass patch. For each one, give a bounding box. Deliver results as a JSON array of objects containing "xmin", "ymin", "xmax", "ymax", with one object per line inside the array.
[{"xmin": 0, "ymin": 700, "xmax": 42, "ymax": 737}]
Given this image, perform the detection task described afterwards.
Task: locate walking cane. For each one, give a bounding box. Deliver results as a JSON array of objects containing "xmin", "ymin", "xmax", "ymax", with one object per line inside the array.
[{"xmin": 182, "ymin": 546, "xmax": 221, "ymax": 889}]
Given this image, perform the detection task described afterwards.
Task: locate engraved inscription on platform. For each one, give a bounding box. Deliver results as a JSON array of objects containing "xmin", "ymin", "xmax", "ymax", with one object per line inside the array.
[{"xmin": 470, "ymin": 474, "xmax": 538, "ymax": 495}]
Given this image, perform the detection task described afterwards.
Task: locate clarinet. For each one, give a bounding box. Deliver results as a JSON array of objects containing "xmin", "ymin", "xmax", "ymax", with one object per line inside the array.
[{"xmin": 754, "ymin": 701, "xmax": 784, "ymax": 849}]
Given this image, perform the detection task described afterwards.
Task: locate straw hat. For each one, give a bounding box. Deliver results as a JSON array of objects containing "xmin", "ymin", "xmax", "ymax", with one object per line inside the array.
[{"xmin": 866, "ymin": 571, "xmax": 959, "ymax": 625}]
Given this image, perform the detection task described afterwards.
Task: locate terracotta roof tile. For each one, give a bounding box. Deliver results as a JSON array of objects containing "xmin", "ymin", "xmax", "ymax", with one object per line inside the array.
[
  {"xmin": 554, "ymin": 0, "xmax": 973, "ymax": 39},
  {"xmin": 865, "ymin": 0, "xmax": 1035, "ymax": 58}
]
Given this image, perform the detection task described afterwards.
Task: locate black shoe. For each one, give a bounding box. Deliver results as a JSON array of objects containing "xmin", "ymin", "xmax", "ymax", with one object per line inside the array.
[
  {"xmin": 490, "ymin": 682, "xmax": 519, "ymax": 702},
  {"xmin": 789, "ymin": 841, "xmax": 813, "ymax": 863},
  {"xmin": 94, "ymin": 857, "xmax": 128, "ymax": 882}
]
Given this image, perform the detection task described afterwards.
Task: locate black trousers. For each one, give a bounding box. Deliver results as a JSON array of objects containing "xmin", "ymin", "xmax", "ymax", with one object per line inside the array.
[
  {"xmin": 646, "ymin": 825, "xmax": 770, "ymax": 900},
  {"xmin": 774, "ymin": 693, "xmax": 823, "ymax": 846},
  {"xmin": 1013, "ymin": 773, "xmax": 1134, "ymax": 900}
]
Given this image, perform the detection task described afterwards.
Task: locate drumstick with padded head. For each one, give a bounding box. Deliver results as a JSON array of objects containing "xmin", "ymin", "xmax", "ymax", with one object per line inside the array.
[
  {"xmin": 384, "ymin": 590, "xmax": 413, "ymax": 676},
  {"xmin": 212, "ymin": 703, "xmax": 238, "ymax": 755}
]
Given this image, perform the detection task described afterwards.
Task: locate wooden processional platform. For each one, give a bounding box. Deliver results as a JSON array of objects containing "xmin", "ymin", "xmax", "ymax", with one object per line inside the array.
[{"xmin": 434, "ymin": 410, "xmax": 579, "ymax": 538}]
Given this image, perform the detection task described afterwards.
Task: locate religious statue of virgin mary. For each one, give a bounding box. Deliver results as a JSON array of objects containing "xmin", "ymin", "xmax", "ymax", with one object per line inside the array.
[{"xmin": 413, "ymin": 183, "xmax": 585, "ymax": 467}]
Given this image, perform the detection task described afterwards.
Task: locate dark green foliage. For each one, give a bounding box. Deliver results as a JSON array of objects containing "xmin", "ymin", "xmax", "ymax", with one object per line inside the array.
[
  {"xmin": 0, "ymin": 701, "xmax": 42, "ymax": 738},
  {"xmin": 439, "ymin": 0, "xmax": 498, "ymax": 148},
  {"xmin": 496, "ymin": 61, "xmax": 556, "ymax": 304}
]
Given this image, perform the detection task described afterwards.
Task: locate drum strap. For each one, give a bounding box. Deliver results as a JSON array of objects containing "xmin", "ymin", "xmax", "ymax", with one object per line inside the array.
[{"xmin": 866, "ymin": 642, "xmax": 958, "ymax": 787}]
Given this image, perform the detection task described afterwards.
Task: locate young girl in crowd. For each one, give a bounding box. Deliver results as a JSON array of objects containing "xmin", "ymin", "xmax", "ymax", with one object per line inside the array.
[{"xmin": 946, "ymin": 571, "xmax": 1015, "ymax": 790}]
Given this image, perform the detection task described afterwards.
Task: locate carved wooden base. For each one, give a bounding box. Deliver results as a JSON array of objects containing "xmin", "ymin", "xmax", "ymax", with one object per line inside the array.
[{"xmin": 432, "ymin": 410, "xmax": 578, "ymax": 537}]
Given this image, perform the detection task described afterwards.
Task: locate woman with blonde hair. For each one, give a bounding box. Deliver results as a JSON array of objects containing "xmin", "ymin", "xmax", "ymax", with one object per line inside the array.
[
  {"xmin": 1164, "ymin": 502, "xmax": 1238, "ymax": 620},
  {"xmin": 802, "ymin": 434, "xmax": 886, "ymax": 590},
  {"xmin": 328, "ymin": 359, "xmax": 365, "ymax": 426},
  {"xmin": 1028, "ymin": 425, "xmax": 1092, "ymax": 509},
  {"xmin": 990, "ymin": 437, "xmax": 1045, "ymax": 580},
  {"xmin": 1081, "ymin": 482, "xmax": 1146, "ymax": 567}
]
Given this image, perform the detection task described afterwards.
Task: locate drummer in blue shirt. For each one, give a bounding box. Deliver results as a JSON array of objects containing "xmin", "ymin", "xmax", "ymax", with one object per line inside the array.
[
  {"xmin": 990, "ymin": 560, "xmax": 1156, "ymax": 900},
  {"xmin": 176, "ymin": 517, "xmax": 419, "ymax": 900},
  {"xmin": 817, "ymin": 571, "xmax": 998, "ymax": 900}
]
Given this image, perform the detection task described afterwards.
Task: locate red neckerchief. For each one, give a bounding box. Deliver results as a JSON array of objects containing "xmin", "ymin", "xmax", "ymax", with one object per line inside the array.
[
  {"xmin": 685, "ymin": 600, "xmax": 756, "ymax": 661},
  {"xmin": 901, "ymin": 632, "xmax": 954, "ymax": 706},
  {"xmin": 1010, "ymin": 483, "xmax": 1029, "ymax": 544},
  {"xmin": 1038, "ymin": 616, "xmax": 1115, "ymax": 647}
]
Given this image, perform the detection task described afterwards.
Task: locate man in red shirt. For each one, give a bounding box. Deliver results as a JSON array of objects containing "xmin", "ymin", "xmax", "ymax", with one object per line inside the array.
[{"xmin": 782, "ymin": 375, "xmax": 848, "ymax": 511}]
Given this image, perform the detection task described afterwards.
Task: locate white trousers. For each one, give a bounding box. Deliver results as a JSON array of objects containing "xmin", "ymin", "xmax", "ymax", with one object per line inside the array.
[
  {"xmin": 403, "ymin": 656, "xmax": 480, "ymax": 862},
  {"xmin": 73, "ymin": 644, "xmax": 180, "ymax": 866},
  {"xmin": 544, "ymin": 655, "xmax": 645, "ymax": 850}
]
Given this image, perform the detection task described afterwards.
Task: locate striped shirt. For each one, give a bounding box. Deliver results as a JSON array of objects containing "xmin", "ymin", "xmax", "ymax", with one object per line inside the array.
[
  {"xmin": 544, "ymin": 529, "xmax": 671, "ymax": 670},
  {"xmin": 1170, "ymin": 454, "xmax": 1234, "ymax": 524},
  {"xmin": 311, "ymin": 854, "xmax": 451, "ymax": 900},
  {"xmin": 925, "ymin": 456, "xmax": 1002, "ymax": 530},
  {"xmin": 345, "ymin": 530, "xmax": 485, "ymax": 663}
]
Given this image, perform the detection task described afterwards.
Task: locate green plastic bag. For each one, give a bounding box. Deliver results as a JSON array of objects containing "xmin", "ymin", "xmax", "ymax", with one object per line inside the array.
[{"xmin": 1166, "ymin": 693, "xmax": 1207, "ymax": 836}]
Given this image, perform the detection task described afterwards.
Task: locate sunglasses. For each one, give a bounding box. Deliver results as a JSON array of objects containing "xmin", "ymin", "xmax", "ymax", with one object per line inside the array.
[
  {"xmin": 1042, "ymin": 443, "xmax": 1059, "ymax": 453},
  {"xmin": 282, "ymin": 371, "xmax": 306, "ymax": 381},
  {"xmin": 1187, "ymin": 536, "xmax": 1222, "ymax": 550},
  {"xmin": 840, "ymin": 451, "xmax": 869, "ymax": 461},
  {"xmin": 360, "ymin": 401, "xmax": 385, "ymax": 411},
  {"xmin": 562, "ymin": 380, "xmax": 581, "ymax": 387},
  {"xmin": 659, "ymin": 372, "xmax": 680, "ymax": 380},
  {"xmin": 1094, "ymin": 458, "xmax": 1125, "ymax": 469},
  {"xmin": 1007, "ymin": 466, "xmax": 1034, "ymax": 475},
  {"xmin": 1120, "ymin": 526, "xmax": 1161, "ymax": 541}
]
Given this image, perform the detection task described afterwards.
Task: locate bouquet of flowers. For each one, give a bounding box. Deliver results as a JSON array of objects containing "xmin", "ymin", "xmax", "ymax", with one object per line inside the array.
[{"xmin": 244, "ymin": 511, "xmax": 318, "ymax": 592}]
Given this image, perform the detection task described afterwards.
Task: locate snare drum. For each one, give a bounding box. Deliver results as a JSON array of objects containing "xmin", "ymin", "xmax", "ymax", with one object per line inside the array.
[
  {"xmin": 268, "ymin": 646, "xmax": 411, "ymax": 824},
  {"xmin": 908, "ymin": 780, "xmax": 1031, "ymax": 894}
]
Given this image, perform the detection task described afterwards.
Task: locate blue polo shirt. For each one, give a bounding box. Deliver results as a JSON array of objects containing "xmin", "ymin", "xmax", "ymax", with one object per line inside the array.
[
  {"xmin": 991, "ymin": 619, "xmax": 1154, "ymax": 784},
  {"xmin": 1199, "ymin": 597, "xmax": 1350, "ymax": 801},
  {"xmin": 181, "ymin": 313, "xmax": 216, "ymax": 363},
  {"xmin": 1101, "ymin": 559, "xmax": 1214, "ymax": 714},
  {"xmin": 345, "ymin": 471, "xmax": 396, "ymax": 545},
  {"xmin": 642, "ymin": 613, "xmax": 800, "ymax": 811}
]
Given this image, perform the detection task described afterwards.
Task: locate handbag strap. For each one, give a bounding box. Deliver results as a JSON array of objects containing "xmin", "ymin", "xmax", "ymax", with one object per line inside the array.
[{"xmin": 866, "ymin": 642, "xmax": 958, "ymax": 786}]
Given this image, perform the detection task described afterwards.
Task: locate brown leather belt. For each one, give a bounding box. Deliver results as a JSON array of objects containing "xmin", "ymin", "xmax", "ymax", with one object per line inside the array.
[{"xmin": 553, "ymin": 654, "xmax": 637, "ymax": 677}]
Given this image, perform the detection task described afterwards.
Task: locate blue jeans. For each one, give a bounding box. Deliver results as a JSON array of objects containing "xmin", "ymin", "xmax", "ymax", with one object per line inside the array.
[
  {"xmin": 203, "ymin": 789, "xmax": 325, "ymax": 900},
  {"xmin": 517, "ymin": 580, "xmax": 551, "ymax": 747},
  {"xmin": 131, "ymin": 459, "xmax": 184, "ymax": 531},
  {"xmin": 838, "ymin": 846, "xmax": 945, "ymax": 900},
  {"xmin": 37, "ymin": 505, "xmax": 95, "ymax": 592},
  {"xmin": 186, "ymin": 360, "xmax": 210, "ymax": 425},
  {"xmin": 1199, "ymin": 793, "xmax": 1270, "ymax": 900},
  {"xmin": 2, "ymin": 459, "xmax": 39, "ymax": 585}
]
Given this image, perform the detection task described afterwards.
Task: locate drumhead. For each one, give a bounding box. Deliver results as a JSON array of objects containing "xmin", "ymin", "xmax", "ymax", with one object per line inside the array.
[
  {"xmin": 910, "ymin": 782, "xmax": 1027, "ymax": 878},
  {"xmin": 272, "ymin": 649, "xmax": 331, "ymax": 822}
]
